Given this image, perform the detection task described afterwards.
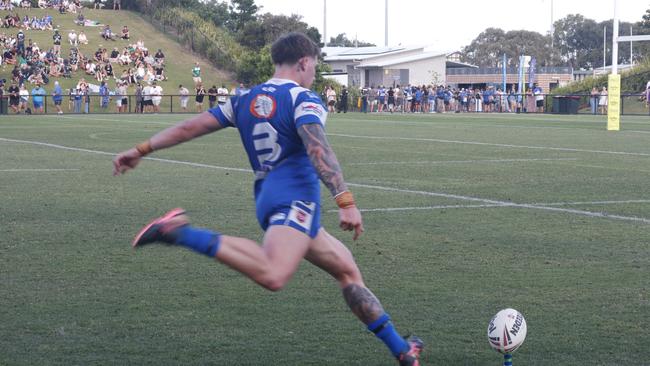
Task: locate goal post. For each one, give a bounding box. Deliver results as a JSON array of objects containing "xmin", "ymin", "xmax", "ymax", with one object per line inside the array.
[{"xmin": 607, "ymin": 0, "xmax": 650, "ymax": 131}]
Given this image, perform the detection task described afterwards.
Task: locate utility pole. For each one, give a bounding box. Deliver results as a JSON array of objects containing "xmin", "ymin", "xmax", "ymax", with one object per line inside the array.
[
  {"xmin": 323, "ymin": 0, "xmax": 327, "ymax": 47},
  {"xmin": 385, "ymin": 0, "xmax": 388, "ymax": 46}
]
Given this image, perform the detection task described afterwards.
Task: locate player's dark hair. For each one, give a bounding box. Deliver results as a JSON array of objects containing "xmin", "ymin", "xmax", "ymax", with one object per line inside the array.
[{"xmin": 271, "ymin": 32, "xmax": 320, "ymax": 65}]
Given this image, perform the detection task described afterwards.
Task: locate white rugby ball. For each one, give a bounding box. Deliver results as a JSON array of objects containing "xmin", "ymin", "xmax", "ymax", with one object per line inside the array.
[{"xmin": 487, "ymin": 308, "xmax": 527, "ymax": 354}]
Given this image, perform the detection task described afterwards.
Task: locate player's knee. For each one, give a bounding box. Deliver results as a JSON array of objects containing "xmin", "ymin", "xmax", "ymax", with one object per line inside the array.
[{"xmin": 258, "ymin": 273, "xmax": 289, "ymax": 292}]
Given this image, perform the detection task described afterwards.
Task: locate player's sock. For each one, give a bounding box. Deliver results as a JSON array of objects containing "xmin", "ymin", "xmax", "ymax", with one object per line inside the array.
[
  {"xmin": 175, "ymin": 226, "xmax": 221, "ymax": 257},
  {"xmin": 367, "ymin": 313, "xmax": 409, "ymax": 358}
]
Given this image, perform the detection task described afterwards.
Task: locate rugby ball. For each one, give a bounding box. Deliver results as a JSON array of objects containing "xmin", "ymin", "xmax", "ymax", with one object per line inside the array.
[{"xmin": 487, "ymin": 308, "xmax": 527, "ymax": 354}]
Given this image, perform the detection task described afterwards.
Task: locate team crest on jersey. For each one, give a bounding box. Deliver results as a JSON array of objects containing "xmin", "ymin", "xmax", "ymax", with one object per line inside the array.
[{"xmin": 250, "ymin": 94, "xmax": 276, "ymax": 118}]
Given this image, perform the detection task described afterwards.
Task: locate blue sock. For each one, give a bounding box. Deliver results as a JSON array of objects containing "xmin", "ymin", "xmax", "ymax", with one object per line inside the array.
[
  {"xmin": 175, "ymin": 226, "xmax": 221, "ymax": 257},
  {"xmin": 367, "ymin": 313, "xmax": 409, "ymax": 358}
]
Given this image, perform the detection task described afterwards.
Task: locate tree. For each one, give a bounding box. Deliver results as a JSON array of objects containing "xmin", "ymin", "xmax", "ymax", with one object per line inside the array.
[
  {"xmin": 237, "ymin": 13, "xmax": 321, "ymax": 51},
  {"xmin": 228, "ymin": 0, "xmax": 259, "ymax": 33},
  {"xmin": 328, "ymin": 33, "xmax": 375, "ymax": 47},
  {"xmin": 461, "ymin": 28, "xmax": 558, "ymax": 68}
]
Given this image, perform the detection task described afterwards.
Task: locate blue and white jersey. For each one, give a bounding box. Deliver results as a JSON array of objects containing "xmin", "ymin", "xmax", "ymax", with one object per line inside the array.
[{"xmin": 208, "ymin": 77, "xmax": 327, "ymax": 208}]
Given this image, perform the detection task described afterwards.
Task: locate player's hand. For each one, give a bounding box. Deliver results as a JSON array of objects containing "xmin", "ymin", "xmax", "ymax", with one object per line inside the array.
[
  {"xmin": 113, "ymin": 148, "xmax": 143, "ymax": 176},
  {"xmin": 339, "ymin": 206, "xmax": 364, "ymax": 240}
]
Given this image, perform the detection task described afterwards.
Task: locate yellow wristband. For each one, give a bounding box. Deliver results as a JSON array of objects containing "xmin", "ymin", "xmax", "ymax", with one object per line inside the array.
[
  {"xmin": 135, "ymin": 140, "xmax": 153, "ymax": 156},
  {"xmin": 335, "ymin": 191, "xmax": 356, "ymax": 209}
]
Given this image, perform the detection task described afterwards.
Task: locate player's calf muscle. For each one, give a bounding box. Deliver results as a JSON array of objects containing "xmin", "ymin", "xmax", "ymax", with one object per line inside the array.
[{"xmin": 342, "ymin": 284, "xmax": 385, "ymax": 324}]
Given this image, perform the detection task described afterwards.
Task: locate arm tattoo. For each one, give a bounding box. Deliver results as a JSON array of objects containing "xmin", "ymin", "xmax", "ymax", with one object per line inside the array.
[
  {"xmin": 342, "ymin": 284, "xmax": 385, "ymax": 325},
  {"xmin": 297, "ymin": 123, "xmax": 348, "ymax": 196}
]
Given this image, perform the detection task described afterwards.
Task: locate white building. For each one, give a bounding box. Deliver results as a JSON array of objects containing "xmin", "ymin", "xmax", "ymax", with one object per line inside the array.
[{"xmin": 322, "ymin": 46, "xmax": 470, "ymax": 87}]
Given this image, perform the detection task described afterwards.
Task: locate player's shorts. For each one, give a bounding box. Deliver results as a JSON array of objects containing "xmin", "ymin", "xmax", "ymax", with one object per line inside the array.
[
  {"xmin": 536, "ymin": 100, "xmax": 544, "ymax": 108},
  {"xmin": 259, "ymin": 200, "xmax": 321, "ymax": 239},
  {"xmin": 33, "ymin": 101, "xmax": 42, "ymax": 109},
  {"xmin": 54, "ymin": 99, "xmax": 62, "ymax": 105}
]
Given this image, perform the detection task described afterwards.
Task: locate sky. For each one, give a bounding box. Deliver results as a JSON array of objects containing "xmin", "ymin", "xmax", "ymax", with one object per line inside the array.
[{"xmin": 253, "ymin": 0, "xmax": 649, "ymax": 51}]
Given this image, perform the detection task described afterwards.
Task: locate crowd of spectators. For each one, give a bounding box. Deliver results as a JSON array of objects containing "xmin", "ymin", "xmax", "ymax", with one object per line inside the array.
[
  {"xmin": 352, "ymin": 84, "xmax": 554, "ymax": 114},
  {"xmin": 0, "ymin": 1, "xmax": 176, "ymax": 115}
]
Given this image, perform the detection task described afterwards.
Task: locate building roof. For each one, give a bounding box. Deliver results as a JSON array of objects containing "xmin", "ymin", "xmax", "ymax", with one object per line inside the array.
[
  {"xmin": 322, "ymin": 46, "xmax": 421, "ymax": 62},
  {"xmin": 357, "ymin": 51, "xmax": 446, "ymax": 68}
]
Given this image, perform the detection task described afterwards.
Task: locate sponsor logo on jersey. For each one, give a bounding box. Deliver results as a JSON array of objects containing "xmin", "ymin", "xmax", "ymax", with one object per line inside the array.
[{"xmin": 300, "ymin": 102, "xmax": 324, "ymax": 117}]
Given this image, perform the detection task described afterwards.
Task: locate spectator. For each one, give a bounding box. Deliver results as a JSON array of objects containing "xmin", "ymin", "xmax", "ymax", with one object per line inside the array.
[
  {"xmin": 154, "ymin": 48, "xmax": 164, "ymax": 64},
  {"xmin": 7, "ymin": 80, "xmax": 19, "ymax": 114},
  {"xmin": 191, "ymin": 62, "xmax": 201, "ymax": 85},
  {"xmin": 18, "ymin": 83, "xmax": 29, "ymax": 113},
  {"xmin": 134, "ymin": 83, "xmax": 143, "ymax": 113},
  {"xmin": 52, "ymin": 80, "xmax": 63, "ymax": 114},
  {"xmin": 599, "ymin": 86, "xmax": 608, "ymax": 115},
  {"xmin": 178, "ymin": 84, "xmax": 189, "ymax": 112},
  {"xmin": 113, "ymin": 0, "xmax": 120, "ymax": 10},
  {"xmin": 121, "ymin": 25, "xmax": 129, "ymax": 40},
  {"xmin": 94, "ymin": 0, "xmax": 102, "ymax": 9},
  {"xmin": 590, "ymin": 87, "xmax": 599, "ymax": 115},
  {"xmin": 234, "ymin": 82, "xmax": 248, "ymax": 96},
  {"xmin": 68, "ymin": 29, "xmax": 78, "ymax": 46},
  {"xmin": 142, "ymin": 82, "xmax": 152, "ymax": 113},
  {"xmin": 207, "ymin": 84, "xmax": 217, "ymax": 108},
  {"xmin": 325, "ymin": 85, "xmax": 336, "ymax": 112},
  {"xmin": 533, "ymin": 83, "xmax": 544, "ymax": 113},
  {"xmin": 217, "ymin": 84, "xmax": 229, "ymax": 106},
  {"xmin": 52, "ymin": 29, "xmax": 62, "ymax": 55},
  {"xmin": 195, "ymin": 82, "xmax": 205, "ymax": 112},
  {"xmin": 72, "ymin": 88, "xmax": 82, "ymax": 113},
  {"xmin": 99, "ymin": 80, "xmax": 109, "ymax": 110},
  {"xmin": 338, "ymin": 85, "xmax": 348, "ymax": 113},
  {"xmin": 150, "ymin": 81, "xmax": 162, "ymax": 113},
  {"xmin": 78, "ymin": 30, "xmax": 88, "ymax": 45}
]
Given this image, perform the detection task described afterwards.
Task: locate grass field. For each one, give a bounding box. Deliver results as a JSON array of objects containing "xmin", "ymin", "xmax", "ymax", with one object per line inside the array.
[{"xmin": 1, "ymin": 112, "xmax": 649, "ymax": 365}]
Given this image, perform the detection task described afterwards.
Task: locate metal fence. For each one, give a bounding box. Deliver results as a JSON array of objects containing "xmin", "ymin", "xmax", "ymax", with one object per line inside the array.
[
  {"xmin": 1, "ymin": 93, "xmax": 649, "ymax": 116},
  {"xmin": 0, "ymin": 94, "xmax": 225, "ymax": 115}
]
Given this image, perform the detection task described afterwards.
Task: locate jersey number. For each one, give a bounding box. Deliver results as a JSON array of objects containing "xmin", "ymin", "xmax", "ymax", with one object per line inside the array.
[{"xmin": 253, "ymin": 122, "xmax": 282, "ymax": 167}]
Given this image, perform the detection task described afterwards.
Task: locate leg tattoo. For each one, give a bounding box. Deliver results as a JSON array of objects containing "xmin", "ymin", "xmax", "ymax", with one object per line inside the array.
[{"xmin": 342, "ymin": 284, "xmax": 385, "ymax": 325}]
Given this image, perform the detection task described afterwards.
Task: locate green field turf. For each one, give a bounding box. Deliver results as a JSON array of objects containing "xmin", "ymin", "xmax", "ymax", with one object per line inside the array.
[{"xmin": 1, "ymin": 112, "xmax": 649, "ymax": 365}]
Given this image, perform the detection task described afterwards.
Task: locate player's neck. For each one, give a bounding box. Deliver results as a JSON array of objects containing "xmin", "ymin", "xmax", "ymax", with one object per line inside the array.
[{"xmin": 272, "ymin": 65, "xmax": 302, "ymax": 86}]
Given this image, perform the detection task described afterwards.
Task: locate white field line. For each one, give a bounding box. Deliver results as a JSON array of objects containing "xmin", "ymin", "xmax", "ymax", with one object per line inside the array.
[
  {"xmin": 346, "ymin": 183, "xmax": 650, "ymax": 224},
  {"xmin": 0, "ymin": 168, "xmax": 80, "ymax": 172},
  {"xmin": 329, "ymin": 133, "xmax": 650, "ymax": 157},
  {"xmin": 327, "ymin": 199, "xmax": 650, "ymax": 213},
  {"xmin": 0, "ymin": 137, "xmax": 250, "ymax": 173},
  {"xmin": 3, "ymin": 136, "xmax": 650, "ymax": 224},
  {"xmin": 349, "ymin": 158, "xmax": 578, "ymax": 166}
]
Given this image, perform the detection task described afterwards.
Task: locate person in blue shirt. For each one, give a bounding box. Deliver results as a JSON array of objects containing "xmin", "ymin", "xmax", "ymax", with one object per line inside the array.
[
  {"xmin": 99, "ymin": 81, "xmax": 110, "ymax": 110},
  {"xmin": 113, "ymin": 32, "xmax": 423, "ymax": 366},
  {"xmin": 31, "ymin": 83, "xmax": 46, "ymax": 114},
  {"xmin": 52, "ymin": 81, "xmax": 63, "ymax": 114}
]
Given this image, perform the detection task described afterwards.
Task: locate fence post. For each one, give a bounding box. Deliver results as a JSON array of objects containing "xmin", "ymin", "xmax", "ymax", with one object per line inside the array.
[
  {"xmin": 170, "ymin": 95, "xmax": 173, "ymax": 113},
  {"xmin": 44, "ymin": 95, "xmax": 47, "ymax": 114}
]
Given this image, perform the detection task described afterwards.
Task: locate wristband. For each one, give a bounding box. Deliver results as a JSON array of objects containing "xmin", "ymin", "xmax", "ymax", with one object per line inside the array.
[
  {"xmin": 135, "ymin": 140, "xmax": 153, "ymax": 156},
  {"xmin": 335, "ymin": 191, "xmax": 356, "ymax": 209}
]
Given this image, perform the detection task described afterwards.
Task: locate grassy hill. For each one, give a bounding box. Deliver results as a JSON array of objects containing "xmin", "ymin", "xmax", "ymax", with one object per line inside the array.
[{"xmin": 1, "ymin": 8, "xmax": 234, "ymax": 98}]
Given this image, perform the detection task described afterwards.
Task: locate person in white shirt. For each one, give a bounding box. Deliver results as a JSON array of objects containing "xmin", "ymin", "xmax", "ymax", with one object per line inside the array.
[
  {"xmin": 217, "ymin": 85, "xmax": 229, "ymax": 105},
  {"xmin": 150, "ymin": 81, "xmax": 163, "ymax": 112},
  {"xmin": 78, "ymin": 31, "xmax": 88, "ymax": 45},
  {"xmin": 178, "ymin": 84, "xmax": 189, "ymax": 112},
  {"xmin": 68, "ymin": 30, "xmax": 78, "ymax": 46},
  {"xmin": 142, "ymin": 82, "xmax": 152, "ymax": 113},
  {"xmin": 85, "ymin": 61, "xmax": 96, "ymax": 75}
]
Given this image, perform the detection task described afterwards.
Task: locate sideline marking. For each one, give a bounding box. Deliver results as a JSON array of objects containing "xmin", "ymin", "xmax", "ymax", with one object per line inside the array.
[
  {"xmin": 0, "ymin": 168, "xmax": 79, "ymax": 172},
  {"xmin": 349, "ymin": 158, "xmax": 578, "ymax": 166}
]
